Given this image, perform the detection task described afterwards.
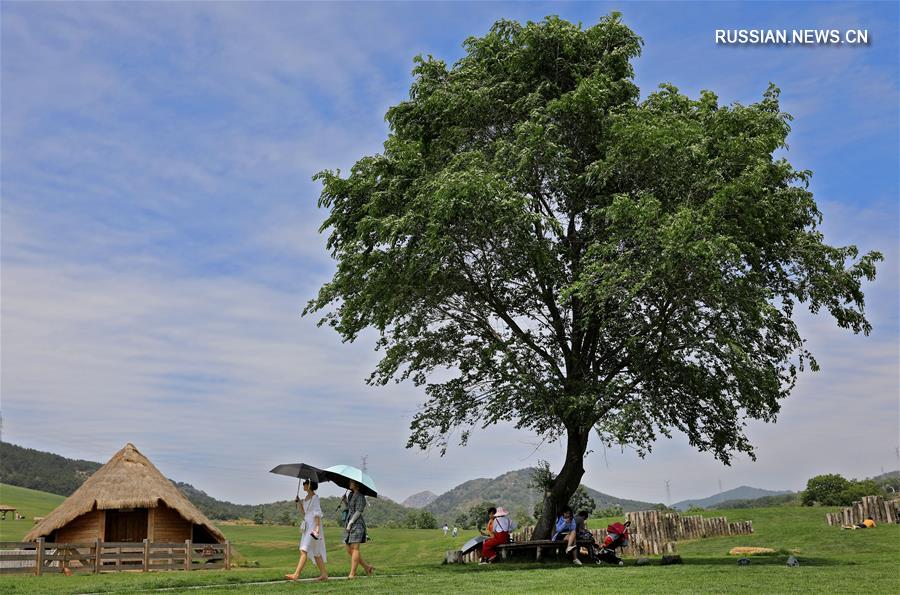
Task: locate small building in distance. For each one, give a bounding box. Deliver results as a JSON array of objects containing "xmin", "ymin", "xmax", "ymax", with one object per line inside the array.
[{"xmin": 25, "ymin": 443, "xmax": 225, "ymax": 544}]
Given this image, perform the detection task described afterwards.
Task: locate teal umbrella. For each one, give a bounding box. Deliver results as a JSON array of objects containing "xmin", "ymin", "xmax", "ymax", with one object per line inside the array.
[{"xmin": 323, "ymin": 465, "xmax": 378, "ymax": 498}]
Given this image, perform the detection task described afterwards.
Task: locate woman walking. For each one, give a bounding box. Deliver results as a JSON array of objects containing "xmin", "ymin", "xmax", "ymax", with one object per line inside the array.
[
  {"xmin": 284, "ymin": 479, "xmax": 328, "ymax": 581},
  {"xmin": 342, "ymin": 480, "xmax": 374, "ymax": 578}
]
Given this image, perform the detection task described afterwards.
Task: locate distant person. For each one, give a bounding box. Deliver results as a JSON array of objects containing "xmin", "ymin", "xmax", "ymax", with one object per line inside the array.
[
  {"xmin": 342, "ymin": 480, "xmax": 375, "ymax": 578},
  {"xmin": 443, "ymin": 524, "xmax": 449, "ymax": 536},
  {"xmin": 284, "ymin": 479, "xmax": 328, "ymax": 582},
  {"xmin": 842, "ymin": 516, "xmax": 877, "ymax": 529},
  {"xmin": 480, "ymin": 507, "xmax": 511, "ymax": 564},
  {"xmin": 552, "ymin": 507, "xmax": 581, "ymax": 565},
  {"xmin": 452, "ymin": 526, "xmax": 458, "ymax": 538}
]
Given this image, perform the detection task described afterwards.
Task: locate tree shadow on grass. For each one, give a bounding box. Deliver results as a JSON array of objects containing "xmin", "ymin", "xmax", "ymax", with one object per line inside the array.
[
  {"xmin": 677, "ymin": 556, "xmax": 842, "ymax": 567},
  {"xmin": 443, "ymin": 554, "xmax": 845, "ymax": 572}
]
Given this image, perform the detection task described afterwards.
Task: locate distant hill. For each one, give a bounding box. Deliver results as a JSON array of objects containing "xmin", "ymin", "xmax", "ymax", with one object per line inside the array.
[
  {"xmin": 708, "ymin": 492, "xmax": 798, "ymax": 509},
  {"xmin": 403, "ymin": 491, "xmax": 438, "ymax": 508},
  {"xmin": 0, "ymin": 441, "xmax": 410, "ymax": 526},
  {"xmin": 425, "ymin": 468, "xmax": 657, "ymax": 523},
  {"xmin": 673, "ymin": 486, "xmax": 791, "ymax": 511},
  {"xmin": 870, "ymin": 470, "xmax": 899, "ymax": 487},
  {"xmin": 0, "ymin": 441, "xmax": 102, "ymax": 496}
]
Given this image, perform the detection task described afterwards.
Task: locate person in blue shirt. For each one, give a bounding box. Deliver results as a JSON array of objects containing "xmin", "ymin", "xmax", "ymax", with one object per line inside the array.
[{"xmin": 551, "ymin": 507, "xmax": 582, "ymax": 565}]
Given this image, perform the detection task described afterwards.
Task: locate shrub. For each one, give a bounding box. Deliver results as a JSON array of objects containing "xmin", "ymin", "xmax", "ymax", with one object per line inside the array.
[{"xmin": 802, "ymin": 474, "xmax": 851, "ymax": 506}]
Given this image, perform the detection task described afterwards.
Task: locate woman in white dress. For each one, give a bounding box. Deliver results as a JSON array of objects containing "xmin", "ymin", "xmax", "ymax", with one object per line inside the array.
[{"xmin": 284, "ymin": 479, "xmax": 328, "ymax": 581}]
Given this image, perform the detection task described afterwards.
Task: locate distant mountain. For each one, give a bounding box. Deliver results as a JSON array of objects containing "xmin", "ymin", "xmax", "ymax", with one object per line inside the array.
[
  {"xmin": 708, "ymin": 492, "xmax": 798, "ymax": 510},
  {"xmin": 403, "ymin": 490, "xmax": 438, "ymax": 508},
  {"xmin": 0, "ymin": 441, "xmax": 102, "ymax": 496},
  {"xmin": 0, "ymin": 442, "xmax": 411, "ymax": 526},
  {"xmin": 870, "ymin": 470, "xmax": 899, "ymax": 485},
  {"xmin": 425, "ymin": 468, "xmax": 657, "ymax": 523},
  {"xmin": 673, "ymin": 486, "xmax": 791, "ymax": 511}
]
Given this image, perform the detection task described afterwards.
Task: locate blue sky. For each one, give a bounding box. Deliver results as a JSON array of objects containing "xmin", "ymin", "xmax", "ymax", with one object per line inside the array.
[{"xmin": 2, "ymin": 1, "xmax": 897, "ymax": 506}]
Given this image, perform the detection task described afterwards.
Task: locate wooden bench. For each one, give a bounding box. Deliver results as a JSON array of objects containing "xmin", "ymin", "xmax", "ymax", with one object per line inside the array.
[{"xmin": 496, "ymin": 539, "xmax": 597, "ymax": 561}]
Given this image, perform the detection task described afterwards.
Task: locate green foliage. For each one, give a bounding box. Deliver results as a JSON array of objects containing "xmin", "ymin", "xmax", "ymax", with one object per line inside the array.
[
  {"xmin": 404, "ymin": 509, "xmax": 438, "ymax": 529},
  {"xmin": 530, "ymin": 461, "xmax": 555, "ymax": 492},
  {"xmin": 306, "ymin": 12, "xmax": 881, "ymax": 535},
  {"xmin": 686, "ymin": 505, "xmax": 706, "ymax": 514},
  {"xmin": 801, "ymin": 474, "xmax": 883, "ymax": 507},
  {"xmin": 465, "ymin": 501, "xmax": 497, "ymax": 531},
  {"xmin": 0, "ymin": 441, "xmax": 101, "ymax": 496},
  {"xmin": 569, "ymin": 486, "xmax": 597, "ymax": 515},
  {"xmin": 838, "ymin": 480, "xmax": 884, "ymax": 505},
  {"xmin": 453, "ymin": 513, "xmax": 470, "ymax": 529},
  {"xmin": 595, "ymin": 504, "xmax": 624, "ymax": 517},
  {"xmin": 801, "ymin": 474, "xmax": 851, "ymax": 506},
  {"xmin": 514, "ymin": 508, "xmax": 535, "ymax": 528},
  {"xmin": 252, "ymin": 508, "xmax": 265, "ymax": 525}
]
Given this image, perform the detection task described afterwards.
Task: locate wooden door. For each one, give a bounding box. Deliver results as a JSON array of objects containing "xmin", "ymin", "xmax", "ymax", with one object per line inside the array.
[{"xmin": 104, "ymin": 509, "xmax": 148, "ymax": 542}]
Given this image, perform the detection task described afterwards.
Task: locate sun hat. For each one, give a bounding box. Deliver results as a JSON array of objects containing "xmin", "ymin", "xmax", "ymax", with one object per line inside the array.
[{"xmin": 494, "ymin": 507, "xmax": 509, "ymax": 517}]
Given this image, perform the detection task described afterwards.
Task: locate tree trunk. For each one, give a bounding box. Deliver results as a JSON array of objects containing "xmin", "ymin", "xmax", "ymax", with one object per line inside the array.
[{"xmin": 532, "ymin": 426, "xmax": 590, "ymax": 540}]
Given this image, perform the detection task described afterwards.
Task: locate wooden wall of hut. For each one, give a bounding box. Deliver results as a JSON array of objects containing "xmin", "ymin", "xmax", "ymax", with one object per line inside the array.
[
  {"xmin": 151, "ymin": 505, "xmax": 192, "ymax": 542},
  {"xmin": 55, "ymin": 510, "xmax": 103, "ymax": 543}
]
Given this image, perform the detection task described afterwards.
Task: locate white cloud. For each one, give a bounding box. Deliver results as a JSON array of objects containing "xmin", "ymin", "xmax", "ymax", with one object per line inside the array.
[{"xmin": 1, "ymin": 1, "xmax": 896, "ymax": 506}]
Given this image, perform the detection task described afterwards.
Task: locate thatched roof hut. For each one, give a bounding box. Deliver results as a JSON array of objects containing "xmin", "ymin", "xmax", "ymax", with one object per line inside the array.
[{"xmin": 26, "ymin": 443, "xmax": 225, "ymax": 544}]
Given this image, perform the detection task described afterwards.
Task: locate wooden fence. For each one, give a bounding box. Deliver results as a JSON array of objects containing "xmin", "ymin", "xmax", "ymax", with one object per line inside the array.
[
  {"xmin": 825, "ymin": 495, "xmax": 899, "ymax": 526},
  {"xmin": 502, "ymin": 510, "xmax": 751, "ymax": 559},
  {"xmin": 0, "ymin": 539, "xmax": 230, "ymax": 575},
  {"xmin": 508, "ymin": 526, "xmax": 677, "ymax": 557},
  {"xmin": 625, "ymin": 510, "xmax": 753, "ymax": 546}
]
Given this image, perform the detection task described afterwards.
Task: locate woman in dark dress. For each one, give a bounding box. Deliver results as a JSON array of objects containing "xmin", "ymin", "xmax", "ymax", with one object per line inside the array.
[{"xmin": 342, "ymin": 480, "xmax": 374, "ymax": 578}]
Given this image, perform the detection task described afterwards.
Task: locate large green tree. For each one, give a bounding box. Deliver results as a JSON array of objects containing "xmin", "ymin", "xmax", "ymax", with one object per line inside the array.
[{"xmin": 306, "ymin": 14, "xmax": 881, "ymax": 539}]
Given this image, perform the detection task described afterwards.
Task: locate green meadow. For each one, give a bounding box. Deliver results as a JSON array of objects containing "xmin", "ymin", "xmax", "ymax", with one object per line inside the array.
[{"xmin": 0, "ymin": 483, "xmax": 898, "ymax": 594}]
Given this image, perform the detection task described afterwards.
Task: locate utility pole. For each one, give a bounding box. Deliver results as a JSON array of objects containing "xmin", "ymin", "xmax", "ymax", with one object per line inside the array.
[
  {"xmin": 718, "ymin": 478, "xmax": 723, "ymax": 495},
  {"xmin": 665, "ymin": 480, "xmax": 671, "ymax": 506},
  {"xmin": 361, "ymin": 455, "xmax": 368, "ymax": 474}
]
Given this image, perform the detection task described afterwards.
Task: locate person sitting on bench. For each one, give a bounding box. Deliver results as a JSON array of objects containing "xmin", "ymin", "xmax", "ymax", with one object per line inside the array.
[
  {"xmin": 480, "ymin": 507, "xmax": 511, "ymax": 564},
  {"xmin": 552, "ymin": 507, "xmax": 582, "ymax": 565}
]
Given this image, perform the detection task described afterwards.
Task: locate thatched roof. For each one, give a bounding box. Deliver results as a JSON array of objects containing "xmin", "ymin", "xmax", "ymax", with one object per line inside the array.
[{"xmin": 26, "ymin": 443, "xmax": 225, "ymax": 542}]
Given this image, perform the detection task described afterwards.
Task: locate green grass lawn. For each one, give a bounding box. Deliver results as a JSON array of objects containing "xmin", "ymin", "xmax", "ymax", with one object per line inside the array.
[
  {"xmin": 0, "ymin": 483, "xmax": 898, "ymax": 594},
  {"xmin": 0, "ymin": 483, "xmax": 65, "ymax": 542}
]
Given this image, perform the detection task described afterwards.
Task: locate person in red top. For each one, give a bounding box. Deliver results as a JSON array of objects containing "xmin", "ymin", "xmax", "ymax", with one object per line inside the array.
[{"xmin": 480, "ymin": 507, "xmax": 512, "ymax": 563}]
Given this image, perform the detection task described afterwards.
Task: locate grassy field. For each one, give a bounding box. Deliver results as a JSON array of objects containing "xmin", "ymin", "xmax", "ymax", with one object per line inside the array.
[
  {"xmin": 0, "ymin": 483, "xmax": 898, "ymax": 594},
  {"xmin": 0, "ymin": 483, "xmax": 65, "ymax": 540}
]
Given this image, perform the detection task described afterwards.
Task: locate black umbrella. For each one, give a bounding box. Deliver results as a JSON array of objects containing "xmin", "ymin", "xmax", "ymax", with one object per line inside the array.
[{"xmin": 270, "ymin": 463, "xmax": 328, "ymax": 498}]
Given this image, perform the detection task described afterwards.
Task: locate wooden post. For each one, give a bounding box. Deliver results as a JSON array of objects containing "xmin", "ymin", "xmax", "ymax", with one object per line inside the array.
[
  {"xmin": 224, "ymin": 541, "xmax": 231, "ymax": 570},
  {"xmin": 143, "ymin": 539, "xmax": 150, "ymax": 572},
  {"xmin": 185, "ymin": 540, "xmax": 192, "ymax": 571},
  {"xmin": 94, "ymin": 538, "xmax": 101, "ymax": 574},
  {"xmin": 35, "ymin": 538, "xmax": 44, "ymax": 576}
]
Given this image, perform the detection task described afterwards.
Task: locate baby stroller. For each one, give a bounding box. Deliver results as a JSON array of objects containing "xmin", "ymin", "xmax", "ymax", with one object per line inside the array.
[{"xmin": 596, "ymin": 521, "xmax": 630, "ymax": 565}]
